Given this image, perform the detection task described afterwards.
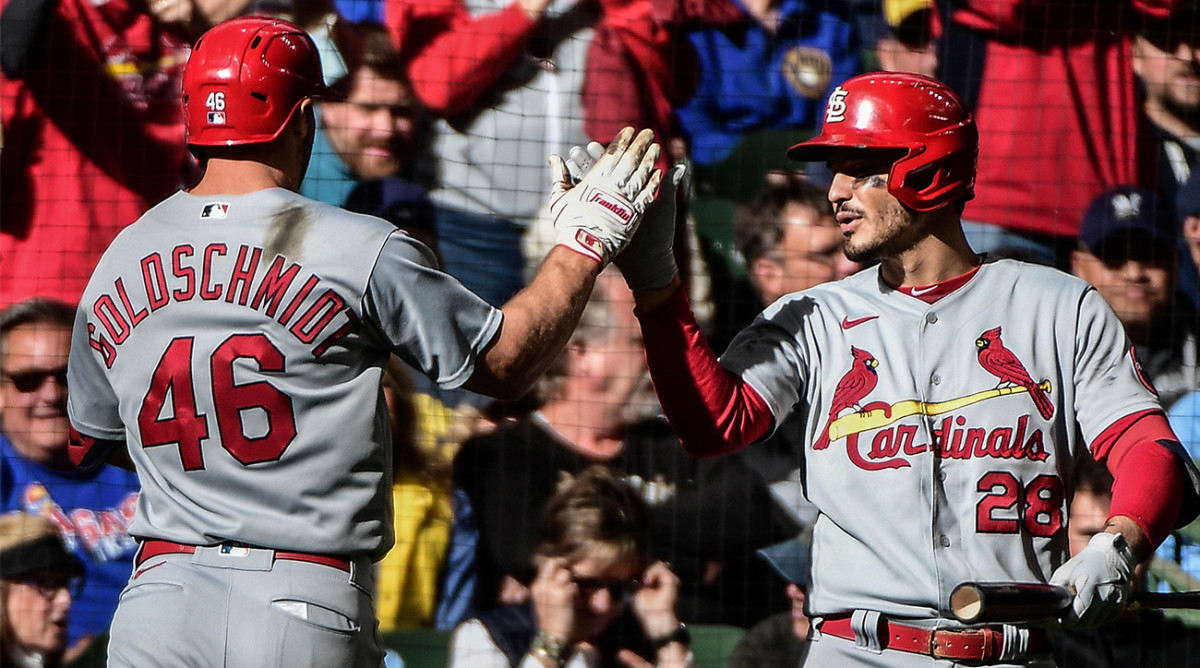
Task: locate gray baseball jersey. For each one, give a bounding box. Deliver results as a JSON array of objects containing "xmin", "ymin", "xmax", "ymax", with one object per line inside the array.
[
  {"xmin": 67, "ymin": 188, "xmax": 501, "ymax": 560},
  {"xmin": 719, "ymin": 257, "xmax": 1162, "ymax": 620}
]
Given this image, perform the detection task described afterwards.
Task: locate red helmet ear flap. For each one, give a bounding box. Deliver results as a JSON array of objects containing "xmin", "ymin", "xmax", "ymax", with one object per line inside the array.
[
  {"xmin": 789, "ymin": 72, "xmax": 977, "ymax": 211},
  {"xmin": 183, "ymin": 16, "xmax": 342, "ymax": 149}
]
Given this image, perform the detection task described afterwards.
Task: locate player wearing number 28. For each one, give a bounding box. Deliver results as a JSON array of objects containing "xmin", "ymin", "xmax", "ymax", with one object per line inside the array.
[
  {"xmin": 614, "ymin": 72, "xmax": 1200, "ymax": 667},
  {"xmin": 62, "ymin": 15, "xmax": 664, "ymax": 668}
]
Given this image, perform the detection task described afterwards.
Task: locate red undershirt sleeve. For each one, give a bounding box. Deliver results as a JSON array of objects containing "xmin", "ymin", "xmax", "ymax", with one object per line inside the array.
[
  {"xmin": 1092, "ymin": 409, "xmax": 1196, "ymax": 549},
  {"xmin": 634, "ymin": 286, "xmax": 774, "ymax": 457},
  {"xmin": 69, "ymin": 425, "xmax": 121, "ymax": 474}
]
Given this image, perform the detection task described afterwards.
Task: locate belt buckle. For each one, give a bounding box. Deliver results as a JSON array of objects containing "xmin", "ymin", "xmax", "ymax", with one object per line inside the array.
[
  {"xmin": 929, "ymin": 629, "xmax": 954, "ymax": 659},
  {"xmin": 927, "ymin": 628, "xmax": 940, "ymax": 658},
  {"xmin": 930, "ymin": 627, "xmax": 1002, "ymax": 662}
]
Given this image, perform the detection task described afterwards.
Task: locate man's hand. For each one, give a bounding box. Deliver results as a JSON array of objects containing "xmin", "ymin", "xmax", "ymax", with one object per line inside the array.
[
  {"xmin": 1049, "ymin": 531, "xmax": 1137, "ymax": 628},
  {"xmin": 530, "ymin": 558, "xmax": 577, "ymax": 645},
  {"xmin": 614, "ymin": 161, "xmax": 686, "ymax": 291},
  {"xmin": 630, "ymin": 561, "xmax": 681, "ymax": 640},
  {"xmin": 548, "ymin": 127, "xmax": 661, "ymax": 266}
]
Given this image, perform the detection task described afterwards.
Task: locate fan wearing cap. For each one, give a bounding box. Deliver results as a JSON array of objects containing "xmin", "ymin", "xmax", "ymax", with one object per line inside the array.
[
  {"xmin": 1071, "ymin": 186, "xmax": 1199, "ymax": 412},
  {"xmin": 873, "ymin": 0, "xmax": 940, "ymax": 78},
  {"xmin": 0, "ymin": 512, "xmax": 86, "ymax": 668},
  {"xmin": 613, "ymin": 71, "xmax": 1200, "ymax": 666}
]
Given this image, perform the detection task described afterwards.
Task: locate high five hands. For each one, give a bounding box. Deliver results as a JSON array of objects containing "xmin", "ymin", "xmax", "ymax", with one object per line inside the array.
[
  {"xmin": 549, "ymin": 127, "xmax": 662, "ymax": 267},
  {"xmin": 553, "ymin": 127, "xmax": 688, "ymax": 291}
]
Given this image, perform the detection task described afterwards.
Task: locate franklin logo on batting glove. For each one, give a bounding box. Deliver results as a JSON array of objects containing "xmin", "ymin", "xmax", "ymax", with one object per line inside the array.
[{"xmin": 585, "ymin": 186, "xmax": 634, "ymax": 225}]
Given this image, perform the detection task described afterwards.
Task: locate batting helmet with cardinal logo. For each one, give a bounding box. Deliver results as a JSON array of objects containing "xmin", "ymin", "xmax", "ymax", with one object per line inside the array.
[{"xmin": 787, "ymin": 72, "xmax": 978, "ymax": 212}]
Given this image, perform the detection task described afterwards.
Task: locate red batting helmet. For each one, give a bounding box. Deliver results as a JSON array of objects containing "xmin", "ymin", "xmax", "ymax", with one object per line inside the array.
[
  {"xmin": 788, "ymin": 72, "xmax": 978, "ymax": 212},
  {"xmin": 183, "ymin": 16, "xmax": 340, "ymax": 148}
]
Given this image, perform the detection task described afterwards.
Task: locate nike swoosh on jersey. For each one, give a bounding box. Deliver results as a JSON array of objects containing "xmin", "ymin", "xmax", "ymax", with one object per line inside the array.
[
  {"xmin": 910, "ymin": 285, "xmax": 936, "ymax": 296},
  {"xmin": 841, "ymin": 315, "xmax": 879, "ymax": 329}
]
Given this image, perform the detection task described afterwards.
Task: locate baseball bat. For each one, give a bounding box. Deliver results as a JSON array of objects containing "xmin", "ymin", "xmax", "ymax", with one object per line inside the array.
[{"xmin": 950, "ymin": 582, "xmax": 1200, "ymax": 624}]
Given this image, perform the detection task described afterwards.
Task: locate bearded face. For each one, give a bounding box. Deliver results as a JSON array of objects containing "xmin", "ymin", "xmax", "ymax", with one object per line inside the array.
[
  {"xmin": 1134, "ymin": 31, "xmax": 1200, "ymax": 130},
  {"xmin": 320, "ymin": 67, "xmax": 419, "ymax": 180}
]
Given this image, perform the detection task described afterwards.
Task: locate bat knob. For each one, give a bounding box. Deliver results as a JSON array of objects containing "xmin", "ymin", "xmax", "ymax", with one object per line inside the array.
[{"xmin": 950, "ymin": 584, "xmax": 984, "ymax": 624}]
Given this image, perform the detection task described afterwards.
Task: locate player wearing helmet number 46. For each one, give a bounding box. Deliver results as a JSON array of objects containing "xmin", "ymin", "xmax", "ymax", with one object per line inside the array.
[
  {"xmin": 612, "ymin": 71, "xmax": 1200, "ymax": 667},
  {"xmin": 64, "ymin": 16, "xmax": 664, "ymax": 668}
]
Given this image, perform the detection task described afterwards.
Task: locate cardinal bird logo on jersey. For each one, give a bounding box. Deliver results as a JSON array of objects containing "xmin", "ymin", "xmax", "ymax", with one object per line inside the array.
[
  {"xmin": 814, "ymin": 347, "xmax": 879, "ymax": 450},
  {"xmin": 975, "ymin": 326, "xmax": 1054, "ymax": 420}
]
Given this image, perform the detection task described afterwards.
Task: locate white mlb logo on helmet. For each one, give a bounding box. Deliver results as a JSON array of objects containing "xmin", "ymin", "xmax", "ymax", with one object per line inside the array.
[{"xmin": 207, "ymin": 111, "xmax": 226, "ymax": 125}]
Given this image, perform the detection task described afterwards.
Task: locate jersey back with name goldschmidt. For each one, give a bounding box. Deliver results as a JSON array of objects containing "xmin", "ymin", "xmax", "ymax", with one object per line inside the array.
[
  {"xmin": 719, "ymin": 257, "xmax": 1162, "ymax": 620},
  {"xmin": 67, "ymin": 189, "xmax": 502, "ymax": 560}
]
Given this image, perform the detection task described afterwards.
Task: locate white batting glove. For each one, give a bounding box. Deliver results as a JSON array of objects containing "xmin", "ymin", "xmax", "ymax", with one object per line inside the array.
[
  {"xmin": 548, "ymin": 127, "xmax": 662, "ymax": 265},
  {"xmin": 614, "ymin": 161, "xmax": 687, "ymax": 291},
  {"xmin": 565, "ymin": 142, "xmax": 686, "ymax": 291},
  {"xmin": 1049, "ymin": 532, "xmax": 1137, "ymax": 628}
]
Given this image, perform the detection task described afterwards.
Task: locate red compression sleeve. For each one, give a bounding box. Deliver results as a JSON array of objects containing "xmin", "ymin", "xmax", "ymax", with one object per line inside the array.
[
  {"xmin": 635, "ymin": 286, "xmax": 773, "ymax": 457},
  {"xmin": 1097, "ymin": 411, "xmax": 1187, "ymax": 549}
]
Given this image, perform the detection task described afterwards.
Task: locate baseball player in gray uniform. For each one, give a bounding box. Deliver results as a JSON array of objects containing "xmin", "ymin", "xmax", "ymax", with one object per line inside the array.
[
  {"xmin": 608, "ymin": 71, "xmax": 1200, "ymax": 666},
  {"xmin": 64, "ymin": 16, "xmax": 664, "ymax": 668}
]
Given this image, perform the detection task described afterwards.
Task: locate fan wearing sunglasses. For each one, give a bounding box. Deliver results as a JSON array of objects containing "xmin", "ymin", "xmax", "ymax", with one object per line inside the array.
[
  {"xmin": 449, "ymin": 465, "xmax": 693, "ymax": 667},
  {"xmin": 0, "ymin": 298, "xmax": 141, "ymax": 657},
  {"xmin": 0, "ymin": 512, "xmax": 87, "ymax": 668}
]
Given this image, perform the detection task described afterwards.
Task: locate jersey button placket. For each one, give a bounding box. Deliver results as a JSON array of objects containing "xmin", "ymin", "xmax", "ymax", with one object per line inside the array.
[{"xmin": 919, "ymin": 310, "xmax": 939, "ymax": 439}]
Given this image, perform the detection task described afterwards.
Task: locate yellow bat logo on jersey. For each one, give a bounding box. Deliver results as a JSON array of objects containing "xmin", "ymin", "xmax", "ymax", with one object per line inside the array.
[{"xmin": 827, "ymin": 381, "xmax": 1052, "ymax": 442}]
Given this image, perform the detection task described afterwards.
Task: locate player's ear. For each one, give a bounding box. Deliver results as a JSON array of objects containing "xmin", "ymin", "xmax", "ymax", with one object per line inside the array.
[
  {"xmin": 752, "ymin": 257, "xmax": 783, "ymax": 297},
  {"xmin": 1069, "ymin": 249, "xmax": 1087, "ymax": 277},
  {"xmin": 296, "ymin": 99, "xmax": 317, "ymax": 137}
]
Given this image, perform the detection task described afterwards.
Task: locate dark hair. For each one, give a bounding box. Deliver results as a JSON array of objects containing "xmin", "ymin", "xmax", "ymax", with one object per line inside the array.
[
  {"xmin": 534, "ymin": 465, "xmax": 650, "ymax": 569},
  {"xmin": 734, "ymin": 174, "xmax": 832, "ymax": 265},
  {"xmin": 328, "ymin": 21, "xmax": 405, "ymax": 96},
  {"xmin": 0, "ymin": 298, "xmax": 74, "ymax": 359}
]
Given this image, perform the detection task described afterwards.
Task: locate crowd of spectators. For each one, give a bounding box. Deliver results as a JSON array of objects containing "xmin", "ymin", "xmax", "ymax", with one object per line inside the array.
[{"xmin": 2, "ymin": 0, "xmax": 1199, "ymax": 663}]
